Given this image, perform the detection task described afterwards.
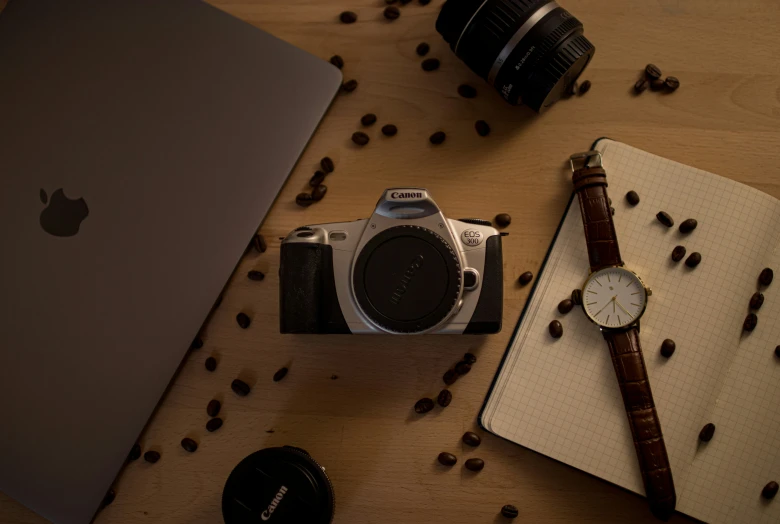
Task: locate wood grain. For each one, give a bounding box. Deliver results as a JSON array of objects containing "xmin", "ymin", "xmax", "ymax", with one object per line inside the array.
[{"xmin": 1, "ymin": 0, "xmax": 779, "ymax": 523}]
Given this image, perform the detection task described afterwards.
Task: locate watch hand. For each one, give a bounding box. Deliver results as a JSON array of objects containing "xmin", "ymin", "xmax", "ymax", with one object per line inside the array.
[
  {"xmin": 593, "ymin": 296, "xmax": 616, "ymax": 317},
  {"xmin": 615, "ymin": 299, "xmax": 633, "ymax": 317}
]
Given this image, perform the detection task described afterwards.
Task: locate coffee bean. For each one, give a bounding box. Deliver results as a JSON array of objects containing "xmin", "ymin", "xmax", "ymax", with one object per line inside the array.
[
  {"xmin": 419, "ymin": 0, "xmax": 431, "ymax": 5},
  {"xmin": 231, "ymin": 378, "xmax": 251, "ymax": 397},
  {"xmin": 248, "ymin": 270, "xmax": 265, "ymax": 282},
  {"xmin": 248, "ymin": 233, "xmax": 267, "ymax": 253},
  {"xmin": 463, "ymin": 352, "xmax": 477, "ymax": 364},
  {"xmin": 495, "ymin": 213, "xmax": 512, "ymax": 227},
  {"xmin": 329, "ymin": 55, "xmax": 344, "ymax": 69},
  {"xmin": 664, "ymin": 76, "xmax": 680, "ymax": 91},
  {"xmin": 207, "ymin": 399, "xmax": 221, "ymax": 417},
  {"xmin": 660, "ymin": 339, "xmax": 676, "ymax": 358},
  {"xmin": 415, "ymin": 398, "xmax": 435, "ymax": 414},
  {"xmin": 205, "ymin": 356, "xmax": 217, "ymax": 372},
  {"xmin": 416, "ymin": 42, "xmax": 430, "ymax": 56},
  {"xmin": 144, "ymin": 450, "xmax": 161, "ymax": 463},
  {"xmin": 685, "ymin": 252, "xmax": 702, "ymax": 268},
  {"xmin": 462, "ymin": 431, "xmax": 481, "ymax": 447},
  {"xmin": 474, "ymin": 120, "xmax": 491, "ymax": 137},
  {"xmin": 611, "ymin": 207, "xmax": 615, "ymax": 216},
  {"xmin": 650, "ymin": 78, "xmax": 665, "ymax": 91},
  {"xmin": 352, "ymin": 131, "xmax": 370, "ymax": 146},
  {"xmin": 296, "ymin": 192, "xmax": 313, "ymax": 207},
  {"xmin": 339, "ymin": 11, "xmax": 357, "ymax": 24},
  {"xmin": 128, "ymin": 443, "xmax": 141, "ymax": 461},
  {"xmin": 762, "ymin": 481, "xmax": 779, "ymax": 500},
  {"xmin": 775, "ymin": 346, "xmax": 780, "ymax": 359},
  {"xmin": 464, "ymin": 458, "xmax": 485, "ymax": 471},
  {"xmin": 454, "ymin": 361, "xmax": 471, "ymax": 375},
  {"xmin": 361, "ymin": 113, "xmax": 377, "ymax": 126},
  {"xmin": 273, "ymin": 367, "xmax": 289, "ymax": 382},
  {"xmin": 457, "ymin": 84, "xmax": 477, "ymax": 98},
  {"xmin": 571, "ymin": 289, "xmax": 582, "ymax": 305},
  {"xmin": 443, "ymin": 369, "xmax": 459, "ymax": 385},
  {"xmin": 679, "ymin": 218, "xmax": 697, "ymax": 234},
  {"xmin": 381, "ymin": 124, "xmax": 398, "ymax": 136},
  {"xmin": 383, "ymin": 6, "xmax": 400, "ymax": 20},
  {"xmin": 320, "ymin": 156, "xmax": 335, "ymax": 174},
  {"xmin": 699, "ymin": 423, "xmax": 715, "ymax": 442},
  {"xmin": 438, "ymin": 452, "xmax": 457, "ymax": 466},
  {"xmin": 558, "ymin": 299, "xmax": 574, "ymax": 314},
  {"xmin": 565, "ymin": 81, "xmax": 578, "ymax": 97},
  {"xmin": 101, "ymin": 489, "xmax": 116, "ymax": 508},
  {"xmin": 331, "ymin": 374, "xmax": 338, "ymax": 380},
  {"xmin": 645, "ymin": 64, "xmax": 662, "ymax": 80},
  {"xmin": 311, "ymin": 184, "xmax": 328, "ymax": 202},
  {"xmin": 759, "ymin": 268, "xmax": 774, "ymax": 286},
  {"xmin": 743, "ymin": 313, "xmax": 758, "ymax": 332},
  {"xmin": 309, "ymin": 171, "xmax": 325, "ymax": 188},
  {"xmin": 236, "ymin": 312, "xmax": 250, "ymax": 329},
  {"xmin": 549, "ymin": 320, "xmax": 563, "ymax": 339},
  {"xmin": 749, "ymin": 292, "xmax": 764, "ymax": 310},
  {"xmin": 578, "ymin": 80, "xmax": 591, "ymax": 95},
  {"xmin": 421, "ymin": 58, "xmax": 440, "ymax": 71},
  {"xmin": 626, "ymin": 190, "xmax": 640, "ymax": 206},
  {"xmin": 180, "ymin": 437, "xmax": 198, "ymax": 453},
  {"xmin": 437, "ymin": 389, "xmax": 452, "ymax": 407},
  {"xmin": 429, "ymin": 131, "xmax": 446, "ymax": 144},
  {"xmin": 501, "ymin": 505, "xmax": 519, "ymax": 519},
  {"xmin": 656, "ymin": 211, "xmax": 674, "ymax": 227},
  {"xmin": 671, "ymin": 245, "xmax": 686, "ymax": 262},
  {"xmin": 634, "ymin": 78, "xmax": 649, "ymax": 94},
  {"xmin": 190, "ymin": 337, "xmax": 203, "ymax": 350},
  {"xmin": 517, "ymin": 272, "xmax": 534, "ymax": 287},
  {"xmin": 341, "ymin": 79, "xmax": 358, "ymax": 92},
  {"xmin": 206, "ymin": 417, "xmax": 223, "ymax": 432}
]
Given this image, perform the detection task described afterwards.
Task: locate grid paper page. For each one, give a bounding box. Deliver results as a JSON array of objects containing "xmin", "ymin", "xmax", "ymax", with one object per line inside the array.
[{"xmin": 481, "ymin": 140, "xmax": 780, "ymax": 524}]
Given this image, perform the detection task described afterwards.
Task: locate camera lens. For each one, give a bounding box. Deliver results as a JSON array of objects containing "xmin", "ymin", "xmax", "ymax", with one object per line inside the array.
[{"xmin": 436, "ymin": 0, "xmax": 595, "ymax": 112}]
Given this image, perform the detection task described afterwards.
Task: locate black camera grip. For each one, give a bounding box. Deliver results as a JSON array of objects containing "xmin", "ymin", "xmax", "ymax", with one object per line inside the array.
[{"xmin": 464, "ymin": 235, "xmax": 503, "ymax": 334}]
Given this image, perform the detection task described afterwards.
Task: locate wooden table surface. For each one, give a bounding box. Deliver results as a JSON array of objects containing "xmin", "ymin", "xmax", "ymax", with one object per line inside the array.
[{"xmin": 2, "ymin": 0, "xmax": 780, "ymax": 523}]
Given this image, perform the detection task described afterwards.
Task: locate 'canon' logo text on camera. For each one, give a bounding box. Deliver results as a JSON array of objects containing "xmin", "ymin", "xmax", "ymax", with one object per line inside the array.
[
  {"xmin": 260, "ymin": 485, "xmax": 288, "ymax": 521},
  {"xmin": 390, "ymin": 255, "xmax": 424, "ymax": 305},
  {"xmin": 390, "ymin": 192, "xmax": 423, "ymax": 199}
]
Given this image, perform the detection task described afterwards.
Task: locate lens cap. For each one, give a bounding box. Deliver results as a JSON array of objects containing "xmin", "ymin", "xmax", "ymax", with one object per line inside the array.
[{"xmin": 222, "ymin": 446, "xmax": 335, "ymax": 524}]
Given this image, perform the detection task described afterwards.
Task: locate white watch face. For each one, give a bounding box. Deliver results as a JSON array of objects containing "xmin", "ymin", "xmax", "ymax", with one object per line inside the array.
[{"xmin": 582, "ymin": 267, "xmax": 647, "ymax": 328}]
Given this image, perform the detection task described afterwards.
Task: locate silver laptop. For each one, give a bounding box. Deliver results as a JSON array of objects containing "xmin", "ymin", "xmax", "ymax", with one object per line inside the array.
[{"xmin": 0, "ymin": 1, "xmax": 341, "ymax": 522}]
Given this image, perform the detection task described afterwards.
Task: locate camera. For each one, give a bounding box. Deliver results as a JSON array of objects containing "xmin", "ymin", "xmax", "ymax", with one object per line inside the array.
[
  {"xmin": 436, "ymin": 0, "xmax": 595, "ymax": 112},
  {"xmin": 279, "ymin": 189, "xmax": 503, "ymax": 334}
]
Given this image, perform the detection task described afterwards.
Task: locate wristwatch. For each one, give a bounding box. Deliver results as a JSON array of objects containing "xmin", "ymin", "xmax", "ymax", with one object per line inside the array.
[{"xmin": 569, "ymin": 151, "xmax": 676, "ymax": 521}]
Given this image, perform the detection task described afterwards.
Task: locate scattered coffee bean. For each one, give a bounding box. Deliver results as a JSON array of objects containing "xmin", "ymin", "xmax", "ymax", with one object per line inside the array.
[
  {"xmin": 463, "ymin": 352, "xmax": 477, "ymax": 364},
  {"xmin": 762, "ymin": 481, "xmax": 779, "ymax": 500},
  {"xmin": 101, "ymin": 489, "xmax": 116, "ymax": 508},
  {"xmin": 383, "ymin": 6, "xmax": 400, "ymax": 20},
  {"xmin": 457, "ymin": 84, "xmax": 477, "ymax": 98},
  {"xmin": 679, "ymin": 218, "xmax": 697, "ymax": 234},
  {"xmin": 578, "ymin": 80, "xmax": 592, "ymax": 95},
  {"xmin": 309, "ymin": 172, "xmax": 325, "ymax": 188},
  {"xmin": 759, "ymin": 268, "xmax": 774, "ymax": 287},
  {"xmin": 611, "ymin": 207, "xmax": 615, "ymax": 216},
  {"xmin": 416, "ymin": 42, "xmax": 430, "ymax": 56},
  {"xmin": 247, "ymin": 270, "xmax": 266, "ymax": 283},
  {"xmin": 231, "ymin": 378, "xmax": 251, "ymax": 397},
  {"xmin": 462, "ymin": 431, "xmax": 481, "ymax": 447},
  {"xmin": 454, "ymin": 361, "xmax": 471, "ymax": 375},
  {"xmin": 190, "ymin": 337, "xmax": 203, "ymax": 350},
  {"xmin": 295, "ymin": 192, "xmax": 314, "ymax": 207},
  {"xmin": 656, "ymin": 211, "xmax": 674, "ymax": 227},
  {"xmin": 339, "ymin": 11, "xmax": 357, "ymax": 24},
  {"xmin": 437, "ymin": 389, "xmax": 452, "ymax": 407},
  {"xmin": 549, "ymin": 320, "xmax": 563, "ymax": 339},
  {"xmin": 518, "ymin": 272, "xmax": 533, "ymax": 286},
  {"xmin": 311, "ymin": 184, "xmax": 328, "ymax": 202},
  {"xmin": 634, "ymin": 78, "xmax": 649, "ymax": 94},
  {"xmin": 144, "ymin": 450, "xmax": 161, "ymax": 463},
  {"xmin": 775, "ymin": 346, "xmax": 780, "ymax": 359},
  {"xmin": 474, "ymin": 120, "xmax": 491, "ymax": 137},
  {"xmin": 273, "ymin": 367, "xmax": 289, "ymax": 382},
  {"xmin": 205, "ymin": 356, "xmax": 217, "ymax": 372},
  {"xmin": 352, "ymin": 131, "xmax": 370, "ymax": 146},
  {"xmin": 743, "ymin": 313, "xmax": 758, "ymax": 332},
  {"xmin": 699, "ymin": 423, "xmax": 715, "ymax": 442},
  {"xmin": 495, "ymin": 213, "xmax": 512, "ymax": 228},
  {"xmin": 660, "ymin": 339, "xmax": 676, "ymax": 358},
  {"xmin": 236, "ymin": 312, "xmax": 251, "ymax": 329},
  {"xmin": 419, "ymin": 0, "xmax": 431, "ymax": 5},
  {"xmin": 249, "ymin": 233, "xmax": 267, "ymax": 253},
  {"xmin": 429, "ymin": 131, "xmax": 446, "ymax": 144},
  {"xmin": 685, "ymin": 252, "xmax": 702, "ymax": 268},
  {"xmin": 645, "ymin": 64, "xmax": 662, "ymax": 80},
  {"xmin": 128, "ymin": 443, "xmax": 141, "ymax": 461},
  {"xmin": 571, "ymin": 289, "xmax": 582, "ymax": 305},
  {"xmin": 565, "ymin": 81, "xmax": 578, "ymax": 97},
  {"xmin": 381, "ymin": 124, "xmax": 398, "ymax": 136},
  {"xmin": 671, "ymin": 245, "xmax": 686, "ymax": 262},
  {"xmin": 421, "ymin": 58, "xmax": 440, "ymax": 71},
  {"xmin": 329, "ymin": 55, "xmax": 344, "ymax": 69},
  {"xmin": 206, "ymin": 417, "xmax": 223, "ymax": 432},
  {"xmin": 465, "ymin": 458, "xmax": 485, "ymax": 472},
  {"xmin": 750, "ymin": 292, "xmax": 764, "ymax": 310},
  {"xmin": 341, "ymin": 79, "xmax": 358, "ymax": 92},
  {"xmin": 443, "ymin": 369, "xmax": 458, "ymax": 385},
  {"xmin": 501, "ymin": 505, "xmax": 519, "ymax": 519},
  {"xmin": 650, "ymin": 78, "xmax": 665, "ymax": 91},
  {"xmin": 320, "ymin": 156, "xmax": 335, "ymax": 174},
  {"xmin": 361, "ymin": 113, "xmax": 377, "ymax": 126},
  {"xmin": 415, "ymin": 398, "xmax": 435, "ymax": 414},
  {"xmin": 558, "ymin": 299, "xmax": 574, "ymax": 314},
  {"xmin": 180, "ymin": 437, "xmax": 198, "ymax": 453},
  {"xmin": 438, "ymin": 452, "xmax": 457, "ymax": 466},
  {"xmin": 625, "ymin": 190, "xmax": 640, "ymax": 206},
  {"xmin": 664, "ymin": 76, "xmax": 680, "ymax": 91},
  {"xmin": 207, "ymin": 399, "xmax": 221, "ymax": 417}
]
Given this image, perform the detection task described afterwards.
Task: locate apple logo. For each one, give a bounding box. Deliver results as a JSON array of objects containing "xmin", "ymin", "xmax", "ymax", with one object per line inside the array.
[{"xmin": 39, "ymin": 188, "xmax": 89, "ymax": 237}]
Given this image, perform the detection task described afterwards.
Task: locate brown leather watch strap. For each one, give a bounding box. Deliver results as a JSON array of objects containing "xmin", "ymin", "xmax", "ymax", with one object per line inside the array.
[
  {"xmin": 604, "ymin": 327, "xmax": 676, "ymax": 521},
  {"xmin": 572, "ymin": 166, "xmax": 623, "ymax": 272}
]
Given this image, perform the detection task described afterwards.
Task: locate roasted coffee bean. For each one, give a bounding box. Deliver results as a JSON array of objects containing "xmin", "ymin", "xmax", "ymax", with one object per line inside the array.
[
  {"xmin": 180, "ymin": 437, "xmax": 198, "ymax": 453},
  {"xmin": 236, "ymin": 312, "xmax": 251, "ymax": 329},
  {"xmin": 671, "ymin": 245, "xmax": 686, "ymax": 262},
  {"xmin": 248, "ymin": 270, "xmax": 265, "ymax": 282},
  {"xmin": 462, "ymin": 431, "xmax": 481, "ymax": 447},
  {"xmin": 248, "ymin": 233, "xmax": 267, "ymax": 253},
  {"xmin": 102, "ymin": 489, "xmax": 116, "ymax": 508},
  {"xmin": 454, "ymin": 361, "xmax": 471, "ymax": 375},
  {"xmin": 437, "ymin": 389, "xmax": 452, "ymax": 407},
  {"xmin": 205, "ymin": 356, "xmax": 217, "ymax": 372},
  {"xmin": 320, "ymin": 156, "xmax": 335, "ymax": 174},
  {"xmin": 231, "ymin": 378, "xmax": 251, "ymax": 397},
  {"xmin": 421, "ymin": 58, "xmax": 440, "ymax": 71},
  {"xmin": 381, "ymin": 124, "xmax": 398, "ymax": 136},
  {"xmin": 699, "ymin": 423, "xmax": 716, "ymax": 442},
  {"xmin": 750, "ymin": 292, "xmax": 764, "ymax": 310},
  {"xmin": 579, "ymin": 80, "xmax": 592, "ymax": 95},
  {"xmin": 661, "ymin": 339, "xmax": 676, "ymax": 358},
  {"xmin": 463, "ymin": 352, "xmax": 477, "ymax": 364},
  {"xmin": 549, "ymin": 320, "xmax": 563, "ymax": 339},
  {"xmin": 518, "ymin": 272, "xmax": 534, "ymax": 286},
  {"xmin": 429, "ymin": 131, "xmax": 446, "ymax": 144},
  {"xmin": 565, "ymin": 81, "xmax": 578, "ymax": 97},
  {"xmin": 685, "ymin": 252, "xmax": 702, "ymax": 268},
  {"xmin": 762, "ymin": 481, "xmax": 779, "ymax": 500},
  {"xmin": 273, "ymin": 367, "xmax": 289, "ymax": 382},
  {"xmin": 495, "ymin": 213, "xmax": 512, "ymax": 227},
  {"xmin": 634, "ymin": 78, "xmax": 649, "ymax": 94},
  {"xmin": 416, "ymin": 42, "xmax": 430, "ymax": 56},
  {"xmin": 474, "ymin": 120, "xmax": 491, "ymax": 137},
  {"xmin": 383, "ymin": 6, "xmax": 400, "ymax": 20},
  {"xmin": 309, "ymin": 171, "xmax": 325, "ymax": 187},
  {"xmin": 331, "ymin": 374, "xmax": 339, "ymax": 380},
  {"xmin": 664, "ymin": 76, "xmax": 680, "ymax": 91},
  {"xmin": 571, "ymin": 289, "xmax": 582, "ymax": 305},
  {"xmin": 144, "ymin": 450, "xmax": 161, "ymax": 463},
  {"xmin": 558, "ymin": 299, "xmax": 574, "ymax": 314},
  {"xmin": 759, "ymin": 268, "xmax": 774, "ymax": 286},
  {"xmin": 464, "ymin": 458, "xmax": 485, "ymax": 472},
  {"xmin": 656, "ymin": 211, "xmax": 674, "ymax": 227},
  {"xmin": 414, "ymin": 398, "xmax": 435, "ymax": 414},
  {"xmin": 443, "ymin": 369, "xmax": 458, "ymax": 385},
  {"xmin": 650, "ymin": 78, "xmax": 665, "ymax": 91},
  {"xmin": 361, "ymin": 113, "xmax": 377, "ymax": 126},
  {"xmin": 438, "ymin": 452, "xmax": 457, "ymax": 466},
  {"xmin": 207, "ymin": 399, "xmax": 221, "ymax": 417},
  {"xmin": 341, "ymin": 79, "xmax": 358, "ymax": 92},
  {"xmin": 645, "ymin": 64, "xmax": 662, "ymax": 80},
  {"xmin": 190, "ymin": 337, "xmax": 203, "ymax": 350},
  {"xmin": 626, "ymin": 190, "xmax": 640, "ymax": 206},
  {"xmin": 311, "ymin": 184, "xmax": 328, "ymax": 202},
  {"xmin": 352, "ymin": 131, "xmax": 370, "ymax": 146},
  {"xmin": 295, "ymin": 192, "xmax": 313, "ymax": 207},
  {"xmin": 775, "ymin": 346, "xmax": 780, "ymax": 359},
  {"xmin": 501, "ymin": 505, "xmax": 519, "ymax": 519},
  {"xmin": 419, "ymin": 0, "xmax": 431, "ymax": 5},
  {"xmin": 679, "ymin": 218, "xmax": 698, "ymax": 234},
  {"xmin": 339, "ymin": 11, "xmax": 357, "ymax": 24},
  {"xmin": 206, "ymin": 417, "xmax": 223, "ymax": 432},
  {"xmin": 329, "ymin": 55, "xmax": 344, "ymax": 69},
  {"xmin": 128, "ymin": 443, "xmax": 141, "ymax": 461},
  {"xmin": 611, "ymin": 207, "xmax": 615, "ymax": 216},
  {"xmin": 457, "ymin": 84, "xmax": 477, "ymax": 98},
  {"xmin": 743, "ymin": 313, "xmax": 758, "ymax": 332}
]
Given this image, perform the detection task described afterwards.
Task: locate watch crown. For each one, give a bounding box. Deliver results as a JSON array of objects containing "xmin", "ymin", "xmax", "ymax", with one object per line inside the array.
[{"xmin": 646, "ymin": 287, "xmax": 653, "ymax": 297}]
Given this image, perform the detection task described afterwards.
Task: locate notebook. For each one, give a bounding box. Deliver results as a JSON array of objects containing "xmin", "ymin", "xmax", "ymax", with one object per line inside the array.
[{"xmin": 481, "ymin": 139, "xmax": 780, "ymax": 524}]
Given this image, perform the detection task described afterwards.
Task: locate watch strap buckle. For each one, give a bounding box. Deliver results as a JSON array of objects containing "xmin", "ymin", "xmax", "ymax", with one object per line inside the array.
[{"xmin": 569, "ymin": 150, "xmax": 603, "ymax": 172}]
